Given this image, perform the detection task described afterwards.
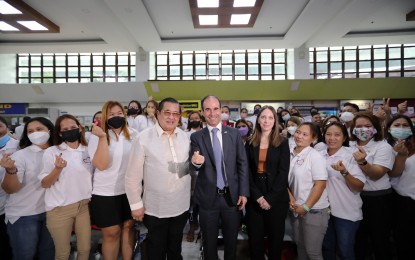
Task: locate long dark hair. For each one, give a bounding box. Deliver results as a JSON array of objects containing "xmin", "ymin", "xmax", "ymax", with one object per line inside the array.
[
  {"xmin": 350, "ymin": 112, "xmax": 383, "ymax": 142},
  {"xmin": 385, "ymin": 115, "xmax": 414, "ymax": 146},
  {"xmin": 54, "ymin": 114, "xmax": 88, "ymax": 146},
  {"xmin": 19, "ymin": 117, "xmax": 55, "ymax": 149}
]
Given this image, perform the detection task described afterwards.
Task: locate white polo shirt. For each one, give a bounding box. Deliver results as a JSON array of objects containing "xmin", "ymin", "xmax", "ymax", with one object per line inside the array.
[
  {"xmin": 88, "ymin": 127, "xmax": 138, "ymax": 196},
  {"xmin": 320, "ymin": 147, "xmax": 366, "ymax": 221},
  {"xmin": 0, "ymin": 138, "xmax": 20, "ymax": 215},
  {"xmin": 4, "ymin": 145, "xmax": 47, "ymax": 224},
  {"xmin": 349, "ymin": 139, "xmax": 394, "ymax": 191},
  {"xmin": 391, "ymin": 154, "xmax": 415, "ymax": 200},
  {"xmin": 289, "ymin": 146, "xmax": 329, "ymax": 210},
  {"xmin": 134, "ymin": 115, "xmax": 155, "ymax": 133},
  {"xmin": 39, "ymin": 143, "xmax": 93, "ymax": 211}
]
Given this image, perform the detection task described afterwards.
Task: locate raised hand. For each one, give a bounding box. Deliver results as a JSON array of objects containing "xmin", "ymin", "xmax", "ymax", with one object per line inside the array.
[
  {"xmin": 353, "ymin": 146, "xmax": 367, "ymax": 164},
  {"xmin": 0, "ymin": 153, "xmax": 16, "ymax": 172},
  {"xmin": 54, "ymin": 153, "xmax": 67, "ymax": 169},
  {"xmin": 191, "ymin": 151, "xmax": 205, "ymax": 165}
]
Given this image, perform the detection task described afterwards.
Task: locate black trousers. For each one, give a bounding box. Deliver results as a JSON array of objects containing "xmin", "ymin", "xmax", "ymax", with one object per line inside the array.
[
  {"xmin": 143, "ymin": 211, "xmax": 189, "ymax": 260},
  {"xmin": 393, "ymin": 192, "xmax": 415, "ymax": 260},
  {"xmin": 246, "ymin": 200, "xmax": 288, "ymax": 260},
  {"xmin": 199, "ymin": 193, "xmax": 242, "ymax": 260},
  {"xmin": 355, "ymin": 192, "xmax": 393, "ymax": 260},
  {"xmin": 0, "ymin": 214, "xmax": 12, "ymax": 260}
]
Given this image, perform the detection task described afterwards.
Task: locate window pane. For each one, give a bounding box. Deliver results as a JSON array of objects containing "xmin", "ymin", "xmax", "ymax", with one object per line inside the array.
[
  {"xmin": 248, "ymin": 52, "xmax": 258, "ymax": 63},
  {"xmin": 56, "ymin": 67, "xmax": 66, "ymax": 77},
  {"xmin": 19, "ymin": 56, "xmax": 29, "ymax": 66},
  {"xmin": 43, "ymin": 67, "xmax": 53, "ymax": 77},
  {"xmin": 373, "ymin": 48, "xmax": 386, "ymax": 60},
  {"xmin": 68, "ymin": 56, "xmax": 78, "ymax": 66},
  {"xmin": 235, "ymin": 53, "xmax": 245, "ymax": 63},
  {"xmin": 222, "ymin": 65, "xmax": 232, "ymax": 75},
  {"xmin": 373, "ymin": 72, "xmax": 386, "ymax": 78},
  {"xmin": 170, "ymin": 66, "xmax": 180, "ymax": 76},
  {"xmin": 404, "ymin": 47, "xmax": 415, "ymax": 58},
  {"xmin": 106, "ymin": 55, "xmax": 116, "ymax": 66},
  {"xmin": 309, "ymin": 50, "xmax": 314, "ymax": 62},
  {"xmin": 345, "ymin": 61, "xmax": 356, "ymax": 72},
  {"xmin": 222, "ymin": 53, "xmax": 233, "ymax": 64},
  {"xmin": 274, "ymin": 52, "xmax": 285, "ymax": 63},
  {"xmin": 388, "ymin": 72, "xmax": 401, "ymax": 77},
  {"xmin": 389, "ymin": 48, "xmax": 401, "ymax": 59},
  {"xmin": 261, "ymin": 64, "xmax": 272, "ymax": 74},
  {"xmin": 316, "ymin": 63, "xmax": 328, "ymax": 73},
  {"xmin": 359, "ymin": 61, "xmax": 371, "ymax": 72},
  {"xmin": 169, "ymin": 53, "xmax": 180, "ymax": 65},
  {"xmin": 388, "ymin": 60, "xmax": 401, "ymax": 71},
  {"xmin": 208, "ymin": 65, "xmax": 219, "ymax": 75},
  {"xmin": 195, "ymin": 54, "xmax": 206, "ymax": 64},
  {"xmin": 183, "ymin": 65, "xmax": 193, "ymax": 76},
  {"xmin": 55, "ymin": 55, "xmax": 66, "ymax": 66},
  {"xmin": 81, "ymin": 67, "xmax": 91, "ymax": 77},
  {"xmin": 19, "ymin": 67, "xmax": 29, "ymax": 77},
  {"xmin": 359, "ymin": 49, "xmax": 371, "ymax": 60},
  {"xmin": 118, "ymin": 66, "xmax": 129, "ymax": 77},
  {"xmin": 274, "ymin": 64, "xmax": 285, "ymax": 74},
  {"xmin": 80, "ymin": 55, "xmax": 91, "ymax": 66},
  {"xmin": 195, "ymin": 65, "xmax": 206, "ymax": 75},
  {"xmin": 93, "ymin": 67, "xmax": 103, "ymax": 77},
  {"xmin": 208, "ymin": 54, "xmax": 219, "ymax": 64},
  {"xmin": 404, "ymin": 59, "xmax": 415, "ymax": 69},
  {"xmin": 330, "ymin": 62, "xmax": 342, "ymax": 73},
  {"xmin": 93, "ymin": 55, "xmax": 103, "ymax": 66},
  {"xmin": 309, "ymin": 63, "xmax": 314, "ymax": 74},
  {"xmin": 330, "ymin": 50, "xmax": 342, "ymax": 61},
  {"xmin": 43, "ymin": 56, "xmax": 54, "ymax": 66},
  {"xmin": 157, "ymin": 66, "xmax": 167, "ymax": 76},
  {"xmin": 105, "ymin": 66, "xmax": 116, "ymax": 77},
  {"xmin": 183, "ymin": 54, "xmax": 193, "ymax": 64},
  {"xmin": 118, "ymin": 55, "xmax": 129, "ymax": 65},
  {"xmin": 31, "ymin": 67, "xmax": 41, "ymax": 77},
  {"xmin": 316, "ymin": 51, "xmax": 328, "ymax": 62},
  {"xmin": 248, "ymin": 64, "xmax": 258, "ymax": 74},
  {"xmin": 373, "ymin": 60, "xmax": 385, "ymax": 71},
  {"xmin": 261, "ymin": 53, "xmax": 272, "ymax": 63},
  {"xmin": 157, "ymin": 55, "xmax": 168, "ymax": 65},
  {"xmin": 31, "ymin": 56, "xmax": 41, "ymax": 66},
  {"xmin": 235, "ymin": 65, "xmax": 245, "ymax": 75},
  {"xmin": 43, "ymin": 78, "xmax": 54, "ymax": 83},
  {"xmin": 344, "ymin": 50, "xmax": 356, "ymax": 60}
]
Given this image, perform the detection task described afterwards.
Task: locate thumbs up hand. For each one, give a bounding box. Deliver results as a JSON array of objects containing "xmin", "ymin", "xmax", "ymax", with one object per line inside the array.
[{"xmin": 191, "ymin": 151, "xmax": 205, "ymax": 165}]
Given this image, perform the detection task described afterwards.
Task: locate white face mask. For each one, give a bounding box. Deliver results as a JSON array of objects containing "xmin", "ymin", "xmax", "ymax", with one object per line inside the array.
[
  {"xmin": 221, "ymin": 113, "xmax": 230, "ymax": 121},
  {"xmin": 287, "ymin": 126, "xmax": 297, "ymax": 135},
  {"xmin": 340, "ymin": 112, "xmax": 354, "ymax": 123},
  {"xmin": 28, "ymin": 131, "xmax": 50, "ymax": 145}
]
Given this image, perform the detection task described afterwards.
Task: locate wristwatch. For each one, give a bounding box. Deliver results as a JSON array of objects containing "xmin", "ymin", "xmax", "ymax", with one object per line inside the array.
[{"xmin": 341, "ymin": 171, "xmax": 349, "ymax": 177}]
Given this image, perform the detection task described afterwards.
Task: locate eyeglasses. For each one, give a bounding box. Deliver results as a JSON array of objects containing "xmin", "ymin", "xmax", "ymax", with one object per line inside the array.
[{"xmin": 162, "ymin": 110, "xmax": 181, "ymax": 119}]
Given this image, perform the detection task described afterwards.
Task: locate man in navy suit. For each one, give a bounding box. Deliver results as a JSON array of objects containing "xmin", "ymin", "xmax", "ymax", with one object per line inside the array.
[{"xmin": 190, "ymin": 95, "xmax": 249, "ymax": 260}]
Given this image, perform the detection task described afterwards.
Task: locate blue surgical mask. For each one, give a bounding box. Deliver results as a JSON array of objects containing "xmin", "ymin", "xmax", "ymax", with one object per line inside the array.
[
  {"xmin": 0, "ymin": 134, "xmax": 11, "ymax": 148},
  {"xmin": 390, "ymin": 128, "xmax": 412, "ymax": 140},
  {"xmin": 282, "ymin": 114, "xmax": 291, "ymax": 121}
]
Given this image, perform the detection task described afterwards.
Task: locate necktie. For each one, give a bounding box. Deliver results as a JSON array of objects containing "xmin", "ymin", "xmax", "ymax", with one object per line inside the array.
[{"xmin": 211, "ymin": 128, "xmax": 226, "ymax": 189}]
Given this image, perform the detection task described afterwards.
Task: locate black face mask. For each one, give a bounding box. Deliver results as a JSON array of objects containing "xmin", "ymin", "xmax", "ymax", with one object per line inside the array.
[
  {"xmin": 188, "ymin": 120, "xmax": 201, "ymax": 129},
  {"xmin": 61, "ymin": 128, "xmax": 81, "ymax": 143},
  {"xmin": 127, "ymin": 108, "xmax": 139, "ymax": 116},
  {"xmin": 107, "ymin": 116, "xmax": 126, "ymax": 129}
]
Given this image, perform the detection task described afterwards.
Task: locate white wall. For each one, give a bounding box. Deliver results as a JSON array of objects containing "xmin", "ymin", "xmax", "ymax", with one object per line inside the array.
[{"xmin": 0, "ymin": 54, "xmax": 16, "ymax": 84}]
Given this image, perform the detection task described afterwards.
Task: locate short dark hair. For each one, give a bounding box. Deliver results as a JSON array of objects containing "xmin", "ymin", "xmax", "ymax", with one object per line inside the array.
[
  {"xmin": 201, "ymin": 95, "xmax": 221, "ymax": 111},
  {"xmin": 385, "ymin": 115, "xmax": 414, "ymax": 146},
  {"xmin": 323, "ymin": 122, "xmax": 349, "ymax": 147},
  {"xmin": 350, "ymin": 112, "xmax": 383, "ymax": 141},
  {"xmin": 19, "ymin": 117, "xmax": 55, "ymax": 149},
  {"xmin": 158, "ymin": 97, "xmax": 181, "ymax": 113},
  {"xmin": 343, "ymin": 102, "xmax": 360, "ymax": 112},
  {"xmin": 23, "ymin": 116, "xmax": 31, "ymax": 123}
]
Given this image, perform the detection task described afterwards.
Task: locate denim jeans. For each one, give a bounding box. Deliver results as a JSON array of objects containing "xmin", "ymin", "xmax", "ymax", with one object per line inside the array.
[
  {"xmin": 323, "ymin": 215, "xmax": 360, "ymax": 260},
  {"xmin": 7, "ymin": 212, "xmax": 55, "ymax": 260}
]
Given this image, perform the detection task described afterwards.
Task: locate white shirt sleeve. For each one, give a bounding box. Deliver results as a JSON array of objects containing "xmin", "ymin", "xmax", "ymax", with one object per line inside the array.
[
  {"xmin": 310, "ymin": 151, "xmax": 328, "ymax": 181},
  {"xmin": 38, "ymin": 147, "xmax": 56, "ymax": 181},
  {"xmin": 87, "ymin": 134, "xmax": 99, "ymax": 161},
  {"xmin": 372, "ymin": 141, "xmax": 395, "ymax": 171},
  {"xmin": 125, "ymin": 136, "xmax": 145, "ymax": 211}
]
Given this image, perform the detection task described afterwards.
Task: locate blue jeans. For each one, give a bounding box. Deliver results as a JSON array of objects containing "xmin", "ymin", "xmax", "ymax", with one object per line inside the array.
[
  {"xmin": 323, "ymin": 215, "xmax": 360, "ymax": 260},
  {"xmin": 7, "ymin": 213, "xmax": 55, "ymax": 260}
]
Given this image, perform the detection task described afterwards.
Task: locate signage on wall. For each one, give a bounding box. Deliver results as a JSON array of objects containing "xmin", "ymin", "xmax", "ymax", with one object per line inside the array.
[{"xmin": 0, "ymin": 103, "xmax": 26, "ymax": 115}]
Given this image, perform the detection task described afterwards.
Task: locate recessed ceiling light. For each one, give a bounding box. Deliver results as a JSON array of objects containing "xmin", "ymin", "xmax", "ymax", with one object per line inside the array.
[
  {"xmin": 0, "ymin": 0, "xmax": 22, "ymax": 14},
  {"xmin": 17, "ymin": 21, "xmax": 48, "ymax": 31},
  {"xmin": 230, "ymin": 14, "xmax": 251, "ymax": 25},
  {"xmin": 0, "ymin": 21, "xmax": 18, "ymax": 31},
  {"xmin": 233, "ymin": 0, "xmax": 256, "ymax": 7},
  {"xmin": 197, "ymin": 0, "xmax": 219, "ymax": 8},
  {"xmin": 199, "ymin": 15, "xmax": 218, "ymax": 25}
]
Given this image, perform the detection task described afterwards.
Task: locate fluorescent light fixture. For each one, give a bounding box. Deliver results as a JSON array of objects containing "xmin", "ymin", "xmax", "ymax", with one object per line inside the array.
[
  {"xmin": 17, "ymin": 21, "xmax": 48, "ymax": 30},
  {"xmin": 233, "ymin": 0, "xmax": 256, "ymax": 7},
  {"xmin": 0, "ymin": 0, "xmax": 22, "ymax": 14},
  {"xmin": 0, "ymin": 21, "xmax": 18, "ymax": 31},
  {"xmin": 199, "ymin": 15, "xmax": 218, "ymax": 25},
  {"xmin": 230, "ymin": 14, "xmax": 251, "ymax": 25},
  {"xmin": 197, "ymin": 0, "xmax": 219, "ymax": 8}
]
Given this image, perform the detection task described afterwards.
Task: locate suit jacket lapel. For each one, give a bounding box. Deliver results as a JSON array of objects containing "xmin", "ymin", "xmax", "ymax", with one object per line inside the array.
[{"xmin": 202, "ymin": 127, "xmax": 216, "ymax": 166}]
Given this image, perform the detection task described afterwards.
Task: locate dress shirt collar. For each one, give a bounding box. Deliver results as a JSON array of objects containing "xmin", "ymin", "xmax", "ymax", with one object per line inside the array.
[
  {"xmin": 155, "ymin": 122, "xmax": 178, "ymax": 137},
  {"xmin": 29, "ymin": 144, "xmax": 45, "ymax": 152},
  {"xmin": 206, "ymin": 122, "xmax": 222, "ymax": 133},
  {"xmin": 58, "ymin": 142, "xmax": 85, "ymax": 152}
]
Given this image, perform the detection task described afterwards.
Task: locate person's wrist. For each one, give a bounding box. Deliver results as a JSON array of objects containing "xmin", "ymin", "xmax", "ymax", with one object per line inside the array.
[
  {"xmin": 358, "ymin": 160, "xmax": 367, "ymax": 166},
  {"xmin": 302, "ymin": 203, "xmax": 310, "ymax": 213},
  {"xmin": 6, "ymin": 168, "xmax": 17, "ymax": 175},
  {"xmin": 341, "ymin": 171, "xmax": 349, "ymax": 177}
]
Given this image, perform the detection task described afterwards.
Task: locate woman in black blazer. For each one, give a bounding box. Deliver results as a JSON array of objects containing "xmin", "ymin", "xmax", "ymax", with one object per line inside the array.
[{"xmin": 245, "ymin": 105, "xmax": 290, "ymax": 260}]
